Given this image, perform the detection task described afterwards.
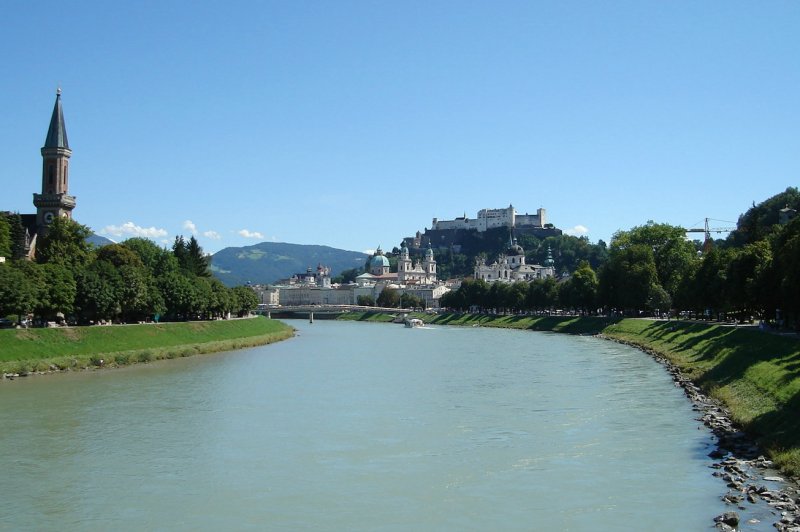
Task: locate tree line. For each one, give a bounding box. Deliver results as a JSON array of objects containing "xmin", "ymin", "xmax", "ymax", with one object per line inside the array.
[
  {"xmin": 441, "ymin": 187, "xmax": 800, "ymax": 328},
  {"xmin": 0, "ymin": 216, "xmax": 258, "ymax": 325}
]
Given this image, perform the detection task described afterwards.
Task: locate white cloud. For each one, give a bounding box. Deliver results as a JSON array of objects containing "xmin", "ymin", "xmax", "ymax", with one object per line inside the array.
[
  {"xmin": 564, "ymin": 225, "xmax": 589, "ymax": 236},
  {"xmin": 203, "ymin": 230, "xmax": 222, "ymax": 240},
  {"xmin": 182, "ymin": 220, "xmax": 198, "ymax": 235},
  {"xmin": 363, "ymin": 249, "xmax": 376, "ymax": 255},
  {"xmin": 101, "ymin": 222, "xmax": 168, "ymax": 239},
  {"xmin": 238, "ymin": 229, "xmax": 264, "ymax": 239}
]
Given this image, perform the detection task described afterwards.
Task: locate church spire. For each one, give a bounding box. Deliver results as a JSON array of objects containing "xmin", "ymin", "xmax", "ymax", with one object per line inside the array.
[
  {"xmin": 44, "ymin": 88, "xmax": 69, "ymax": 150},
  {"xmin": 34, "ymin": 88, "xmax": 76, "ymax": 232}
]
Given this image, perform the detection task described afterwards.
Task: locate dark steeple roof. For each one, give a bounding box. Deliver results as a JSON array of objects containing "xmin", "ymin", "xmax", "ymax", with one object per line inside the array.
[{"xmin": 44, "ymin": 89, "xmax": 69, "ymax": 149}]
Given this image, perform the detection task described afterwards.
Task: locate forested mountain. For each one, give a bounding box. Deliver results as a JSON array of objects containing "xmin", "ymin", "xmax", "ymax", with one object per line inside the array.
[{"xmin": 210, "ymin": 242, "xmax": 368, "ymax": 286}]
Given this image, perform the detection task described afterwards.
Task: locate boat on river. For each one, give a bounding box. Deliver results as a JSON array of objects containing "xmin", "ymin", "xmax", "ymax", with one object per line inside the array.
[{"xmin": 405, "ymin": 318, "xmax": 424, "ymax": 328}]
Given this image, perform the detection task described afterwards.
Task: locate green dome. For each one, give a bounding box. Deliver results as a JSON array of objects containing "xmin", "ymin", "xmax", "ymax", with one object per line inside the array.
[{"xmin": 371, "ymin": 255, "xmax": 390, "ymax": 268}]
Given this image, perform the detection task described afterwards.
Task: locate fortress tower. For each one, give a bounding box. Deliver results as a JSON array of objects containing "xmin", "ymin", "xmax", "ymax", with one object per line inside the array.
[{"xmin": 33, "ymin": 89, "xmax": 76, "ymax": 235}]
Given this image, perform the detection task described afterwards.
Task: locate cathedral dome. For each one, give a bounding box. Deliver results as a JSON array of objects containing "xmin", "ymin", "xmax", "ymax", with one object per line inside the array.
[
  {"xmin": 507, "ymin": 243, "xmax": 524, "ymax": 256},
  {"xmin": 371, "ymin": 254, "xmax": 390, "ymax": 268}
]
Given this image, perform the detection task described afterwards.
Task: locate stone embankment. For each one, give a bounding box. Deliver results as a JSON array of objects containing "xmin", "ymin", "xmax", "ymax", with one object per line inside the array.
[{"xmin": 605, "ymin": 335, "xmax": 800, "ymax": 531}]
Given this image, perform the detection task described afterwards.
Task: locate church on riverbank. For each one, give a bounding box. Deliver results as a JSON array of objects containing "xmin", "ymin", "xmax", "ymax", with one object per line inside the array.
[{"xmin": 1, "ymin": 90, "xmax": 77, "ymax": 259}]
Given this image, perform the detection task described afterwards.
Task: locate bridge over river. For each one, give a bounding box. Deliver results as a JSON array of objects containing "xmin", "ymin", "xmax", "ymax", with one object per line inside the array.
[{"xmin": 257, "ymin": 304, "xmax": 409, "ymax": 320}]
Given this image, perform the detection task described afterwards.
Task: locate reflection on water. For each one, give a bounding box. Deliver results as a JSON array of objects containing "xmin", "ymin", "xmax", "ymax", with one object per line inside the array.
[{"xmin": 0, "ymin": 320, "xmax": 751, "ymax": 530}]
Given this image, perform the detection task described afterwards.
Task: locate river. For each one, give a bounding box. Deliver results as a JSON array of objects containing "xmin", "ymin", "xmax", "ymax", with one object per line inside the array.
[{"xmin": 0, "ymin": 320, "xmax": 759, "ymax": 530}]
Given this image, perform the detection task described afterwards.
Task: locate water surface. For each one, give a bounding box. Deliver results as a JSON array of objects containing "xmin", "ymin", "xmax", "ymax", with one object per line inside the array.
[{"xmin": 0, "ymin": 320, "xmax": 742, "ymax": 530}]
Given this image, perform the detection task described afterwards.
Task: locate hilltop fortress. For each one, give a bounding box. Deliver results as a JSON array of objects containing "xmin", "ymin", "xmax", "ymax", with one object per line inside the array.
[
  {"xmin": 407, "ymin": 204, "xmax": 562, "ymax": 251},
  {"xmin": 432, "ymin": 205, "xmax": 548, "ymax": 232}
]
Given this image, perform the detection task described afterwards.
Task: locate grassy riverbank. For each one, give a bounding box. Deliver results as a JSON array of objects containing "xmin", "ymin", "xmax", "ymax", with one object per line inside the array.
[
  {"xmin": 0, "ymin": 317, "xmax": 294, "ymax": 375},
  {"xmin": 340, "ymin": 311, "xmax": 800, "ymax": 477}
]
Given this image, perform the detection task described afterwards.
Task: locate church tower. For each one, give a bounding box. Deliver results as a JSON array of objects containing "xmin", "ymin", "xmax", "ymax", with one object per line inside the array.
[
  {"xmin": 398, "ymin": 242, "xmax": 412, "ymax": 277},
  {"xmin": 33, "ymin": 89, "xmax": 76, "ymax": 234},
  {"xmin": 423, "ymin": 242, "xmax": 436, "ymax": 278}
]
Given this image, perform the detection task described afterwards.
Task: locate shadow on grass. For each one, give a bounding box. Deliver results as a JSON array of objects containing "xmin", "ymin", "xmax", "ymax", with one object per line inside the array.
[{"xmin": 748, "ymin": 388, "xmax": 800, "ymax": 457}]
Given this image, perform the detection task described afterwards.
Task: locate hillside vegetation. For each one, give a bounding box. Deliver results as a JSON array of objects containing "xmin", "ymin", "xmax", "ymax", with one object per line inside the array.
[{"xmin": 0, "ymin": 317, "xmax": 293, "ymax": 374}]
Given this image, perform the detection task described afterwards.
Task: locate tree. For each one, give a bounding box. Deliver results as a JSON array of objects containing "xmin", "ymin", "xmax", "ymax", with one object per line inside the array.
[
  {"xmin": 507, "ymin": 282, "xmax": 528, "ymax": 312},
  {"xmin": 357, "ymin": 295, "xmax": 375, "ymax": 307},
  {"xmin": 190, "ymin": 277, "xmax": 215, "ymax": 319},
  {"xmin": 35, "ymin": 216, "xmax": 93, "ymax": 274},
  {"xmin": 728, "ymin": 186, "xmax": 800, "ymax": 247},
  {"xmin": 0, "ymin": 215, "xmax": 11, "ymax": 258},
  {"xmin": 0, "ymin": 213, "xmax": 28, "ymax": 259},
  {"xmin": 725, "ymin": 240, "xmax": 773, "ymax": 320},
  {"xmin": 172, "ymin": 235, "xmax": 211, "ymax": 277},
  {"xmin": 186, "ymin": 236, "xmax": 211, "ymax": 277},
  {"xmin": 117, "ymin": 265, "xmax": 153, "ymax": 322},
  {"xmin": 609, "ymin": 222, "xmax": 697, "ymax": 300},
  {"xmin": 376, "ymin": 287, "xmax": 399, "ymax": 308},
  {"xmin": 208, "ymin": 278, "xmax": 234, "ymax": 318},
  {"xmin": 487, "ymin": 282, "xmax": 510, "ymax": 313},
  {"xmin": 172, "ymin": 236, "xmax": 188, "ymax": 270},
  {"xmin": 400, "ymin": 292, "xmax": 424, "ymax": 309},
  {"xmin": 37, "ymin": 263, "xmax": 77, "ymax": 321},
  {"xmin": 96, "ymin": 243, "xmax": 144, "ymax": 269},
  {"xmin": 684, "ymin": 247, "xmax": 732, "ymax": 318},
  {"xmin": 124, "ymin": 237, "xmax": 180, "ymax": 278},
  {"xmin": 75, "ymin": 260, "xmax": 122, "ymax": 322},
  {"xmin": 439, "ymin": 286, "xmax": 465, "ymax": 311},
  {"xmin": 231, "ymin": 286, "xmax": 258, "ymax": 317},
  {"xmin": 462, "ymin": 278, "xmax": 489, "ymax": 311},
  {"xmin": 159, "ymin": 271, "xmax": 197, "ymax": 320},
  {"xmin": 0, "ymin": 262, "xmax": 39, "ymax": 322},
  {"xmin": 599, "ymin": 244, "xmax": 659, "ymax": 313},
  {"xmin": 333, "ymin": 268, "xmax": 361, "ymax": 284},
  {"xmin": 646, "ymin": 284, "xmax": 672, "ymax": 315},
  {"xmin": 527, "ymin": 277, "xmax": 559, "ymax": 311},
  {"xmin": 771, "ymin": 216, "xmax": 800, "ymax": 324},
  {"xmin": 560, "ymin": 261, "xmax": 598, "ymax": 313}
]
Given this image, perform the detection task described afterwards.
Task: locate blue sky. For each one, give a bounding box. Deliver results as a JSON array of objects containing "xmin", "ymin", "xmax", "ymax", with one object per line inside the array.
[{"xmin": 3, "ymin": 1, "xmax": 798, "ymax": 254}]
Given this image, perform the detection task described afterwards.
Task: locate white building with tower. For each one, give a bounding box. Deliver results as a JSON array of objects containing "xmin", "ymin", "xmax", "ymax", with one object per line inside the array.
[{"xmin": 474, "ymin": 238, "xmax": 556, "ymax": 283}]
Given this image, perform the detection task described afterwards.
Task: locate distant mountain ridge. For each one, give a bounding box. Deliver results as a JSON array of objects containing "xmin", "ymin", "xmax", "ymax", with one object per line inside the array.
[
  {"xmin": 87, "ymin": 233, "xmax": 115, "ymax": 248},
  {"xmin": 210, "ymin": 241, "xmax": 368, "ymax": 286}
]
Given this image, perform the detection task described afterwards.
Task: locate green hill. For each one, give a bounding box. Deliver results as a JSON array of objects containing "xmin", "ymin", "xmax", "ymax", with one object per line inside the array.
[{"xmin": 210, "ymin": 241, "xmax": 368, "ymax": 286}]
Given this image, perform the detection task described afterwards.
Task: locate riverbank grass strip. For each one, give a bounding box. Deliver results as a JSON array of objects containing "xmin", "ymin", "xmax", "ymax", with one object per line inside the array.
[{"xmin": 0, "ymin": 317, "xmax": 294, "ymax": 374}]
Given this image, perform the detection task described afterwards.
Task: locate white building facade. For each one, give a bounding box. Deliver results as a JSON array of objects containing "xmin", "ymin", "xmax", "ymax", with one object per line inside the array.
[{"xmin": 474, "ymin": 240, "xmax": 556, "ymax": 283}]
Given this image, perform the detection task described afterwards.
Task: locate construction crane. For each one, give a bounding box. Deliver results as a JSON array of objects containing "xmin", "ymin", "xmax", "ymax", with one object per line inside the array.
[{"xmin": 684, "ymin": 218, "xmax": 737, "ymax": 251}]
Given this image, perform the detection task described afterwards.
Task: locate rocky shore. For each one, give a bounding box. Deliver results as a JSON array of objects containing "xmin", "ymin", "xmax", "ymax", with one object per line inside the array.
[{"xmin": 603, "ymin": 335, "xmax": 800, "ymax": 531}]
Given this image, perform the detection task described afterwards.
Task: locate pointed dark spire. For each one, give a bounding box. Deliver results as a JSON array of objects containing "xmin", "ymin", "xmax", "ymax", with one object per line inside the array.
[{"xmin": 44, "ymin": 88, "xmax": 69, "ymax": 149}]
